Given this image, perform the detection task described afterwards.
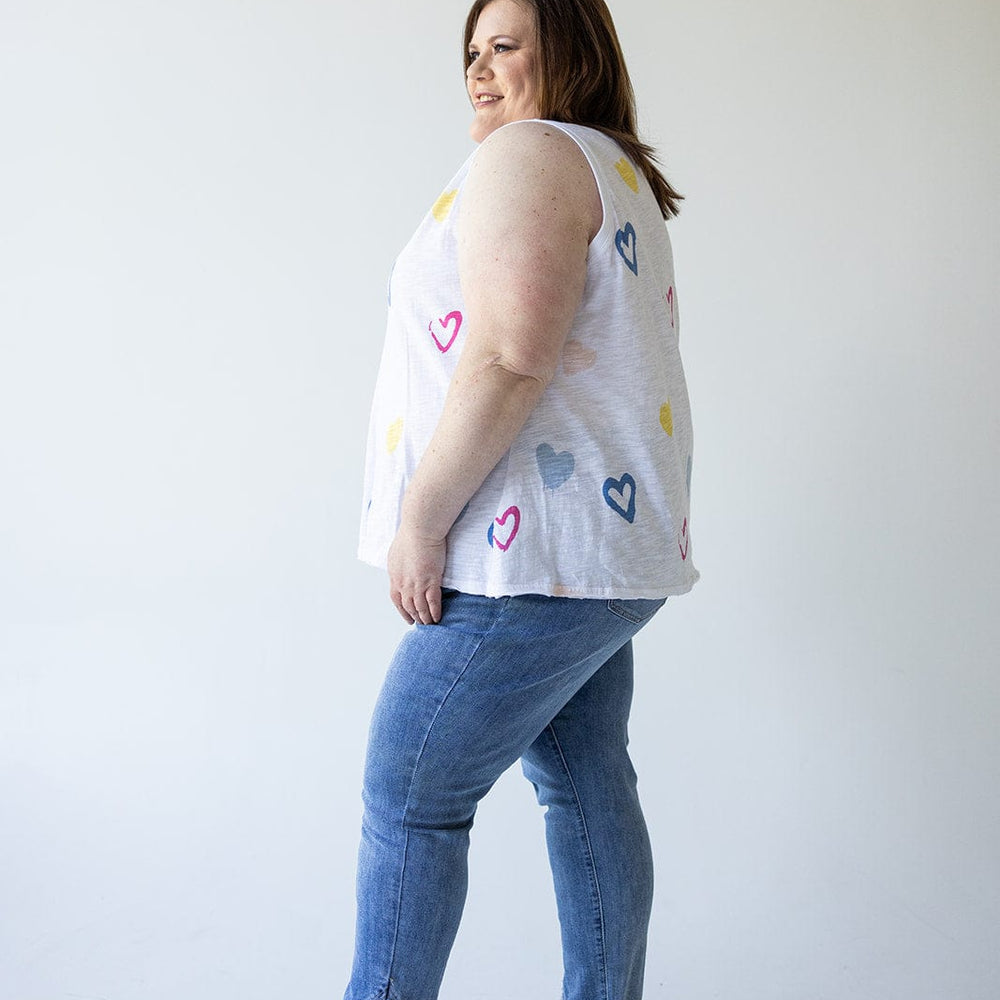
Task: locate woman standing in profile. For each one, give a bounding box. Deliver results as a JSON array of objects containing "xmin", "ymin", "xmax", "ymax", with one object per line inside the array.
[{"xmin": 347, "ymin": 0, "xmax": 698, "ymax": 996}]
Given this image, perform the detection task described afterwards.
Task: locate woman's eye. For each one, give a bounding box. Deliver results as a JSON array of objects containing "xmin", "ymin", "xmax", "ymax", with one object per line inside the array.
[{"xmin": 468, "ymin": 43, "xmax": 513, "ymax": 61}]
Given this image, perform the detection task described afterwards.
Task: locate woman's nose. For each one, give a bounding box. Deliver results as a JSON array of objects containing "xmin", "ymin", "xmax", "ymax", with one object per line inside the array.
[{"xmin": 467, "ymin": 53, "xmax": 492, "ymax": 80}]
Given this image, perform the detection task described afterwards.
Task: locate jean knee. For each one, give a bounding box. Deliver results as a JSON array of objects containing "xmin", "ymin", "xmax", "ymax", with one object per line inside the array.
[{"xmin": 362, "ymin": 725, "xmax": 484, "ymax": 835}]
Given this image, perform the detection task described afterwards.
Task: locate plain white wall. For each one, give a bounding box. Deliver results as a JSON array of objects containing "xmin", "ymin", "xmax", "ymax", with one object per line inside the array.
[{"xmin": 1, "ymin": 1, "xmax": 997, "ymax": 997}]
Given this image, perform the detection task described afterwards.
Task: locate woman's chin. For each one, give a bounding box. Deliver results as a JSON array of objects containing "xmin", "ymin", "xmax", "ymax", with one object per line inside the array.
[{"xmin": 469, "ymin": 116, "xmax": 497, "ymax": 144}]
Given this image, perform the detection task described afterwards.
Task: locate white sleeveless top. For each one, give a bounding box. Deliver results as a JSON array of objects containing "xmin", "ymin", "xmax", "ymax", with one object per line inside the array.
[{"xmin": 358, "ymin": 120, "xmax": 699, "ymax": 599}]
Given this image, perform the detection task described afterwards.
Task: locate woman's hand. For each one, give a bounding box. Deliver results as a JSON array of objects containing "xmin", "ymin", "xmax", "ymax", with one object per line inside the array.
[{"xmin": 387, "ymin": 524, "xmax": 447, "ymax": 625}]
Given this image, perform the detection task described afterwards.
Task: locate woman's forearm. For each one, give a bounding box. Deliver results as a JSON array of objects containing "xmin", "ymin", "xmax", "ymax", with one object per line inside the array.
[{"xmin": 399, "ymin": 352, "xmax": 549, "ymax": 542}]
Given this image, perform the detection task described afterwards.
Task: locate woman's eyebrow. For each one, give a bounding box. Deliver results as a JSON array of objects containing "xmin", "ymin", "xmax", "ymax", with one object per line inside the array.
[{"xmin": 469, "ymin": 34, "xmax": 520, "ymax": 49}]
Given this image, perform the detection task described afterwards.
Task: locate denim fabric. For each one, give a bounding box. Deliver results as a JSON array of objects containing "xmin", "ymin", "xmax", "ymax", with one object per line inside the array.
[{"xmin": 344, "ymin": 590, "xmax": 666, "ymax": 1000}]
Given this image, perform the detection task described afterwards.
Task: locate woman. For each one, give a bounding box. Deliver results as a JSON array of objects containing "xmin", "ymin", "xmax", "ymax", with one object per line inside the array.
[{"xmin": 348, "ymin": 0, "xmax": 697, "ymax": 996}]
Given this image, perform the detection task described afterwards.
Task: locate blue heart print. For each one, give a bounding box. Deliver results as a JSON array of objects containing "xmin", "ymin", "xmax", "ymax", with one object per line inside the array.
[
  {"xmin": 615, "ymin": 222, "xmax": 638, "ymax": 275},
  {"xmin": 603, "ymin": 473, "xmax": 637, "ymax": 523},
  {"xmin": 536, "ymin": 443, "xmax": 575, "ymax": 490}
]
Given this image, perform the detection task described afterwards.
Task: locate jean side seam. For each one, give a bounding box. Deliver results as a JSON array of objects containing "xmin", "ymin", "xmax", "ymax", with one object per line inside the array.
[
  {"xmin": 545, "ymin": 722, "xmax": 610, "ymax": 1000},
  {"xmin": 383, "ymin": 829, "xmax": 408, "ymax": 998}
]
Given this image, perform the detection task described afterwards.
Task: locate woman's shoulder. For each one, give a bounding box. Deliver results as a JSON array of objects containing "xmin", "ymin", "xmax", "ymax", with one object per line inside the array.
[
  {"xmin": 472, "ymin": 119, "xmax": 591, "ymax": 177},
  {"xmin": 466, "ymin": 120, "xmax": 601, "ymax": 235}
]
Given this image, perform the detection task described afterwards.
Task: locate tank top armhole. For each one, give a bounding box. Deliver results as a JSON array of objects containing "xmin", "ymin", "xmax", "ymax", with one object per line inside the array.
[{"xmin": 533, "ymin": 120, "xmax": 617, "ymax": 254}]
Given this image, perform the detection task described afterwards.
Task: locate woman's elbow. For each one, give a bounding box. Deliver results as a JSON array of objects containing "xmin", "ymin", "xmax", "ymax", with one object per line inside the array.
[{"xmin": 482, "ymin": 351, "xmax": 558, "ymax": 390}]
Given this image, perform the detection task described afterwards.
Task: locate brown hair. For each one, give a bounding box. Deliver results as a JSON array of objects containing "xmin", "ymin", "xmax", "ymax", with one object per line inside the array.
[{"xmin": 463, "ymin": 0, "xmax": 682, "ymax": 219}]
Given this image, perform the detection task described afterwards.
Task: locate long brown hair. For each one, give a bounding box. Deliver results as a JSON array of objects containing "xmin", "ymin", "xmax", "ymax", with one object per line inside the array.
[{"xmin": 463, "ymin": 0, "xmax": 682, "ymax": 219}]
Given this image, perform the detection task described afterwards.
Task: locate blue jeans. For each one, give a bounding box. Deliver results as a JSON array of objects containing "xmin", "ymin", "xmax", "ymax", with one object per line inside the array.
[{"xmin": 344, "ymin": 590, "xmax": 666, "ymax": 1000}]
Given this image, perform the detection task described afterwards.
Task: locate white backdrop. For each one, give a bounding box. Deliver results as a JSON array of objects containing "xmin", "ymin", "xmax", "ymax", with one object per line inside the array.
[{"xmin": 2, "ymin": 1, "xmax": 998, "ymax": 998}]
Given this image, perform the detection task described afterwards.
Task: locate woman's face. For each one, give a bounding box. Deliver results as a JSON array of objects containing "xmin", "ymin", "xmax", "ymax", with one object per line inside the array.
[{"xmin": 466, "ymin": 0, "xmax": 540, "ymax": 143}]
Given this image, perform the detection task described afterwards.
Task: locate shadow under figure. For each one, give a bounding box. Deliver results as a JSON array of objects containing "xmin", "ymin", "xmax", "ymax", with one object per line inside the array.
[{"xmin": 347, "ymin": 1, "xmax": 698, "ymax": 997}]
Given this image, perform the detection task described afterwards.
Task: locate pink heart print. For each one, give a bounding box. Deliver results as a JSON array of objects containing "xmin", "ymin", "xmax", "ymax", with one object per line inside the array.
[
  {"xmin": 490, "ymin": 505, "xmax": 521, "ymax": 551},
  {"xmin": 678, "ymin": 517, "xmax": 689, "ymax": 560},
  {"xmin": 429, "ymin": 310, "xmax": 462, "ymax": 352}
]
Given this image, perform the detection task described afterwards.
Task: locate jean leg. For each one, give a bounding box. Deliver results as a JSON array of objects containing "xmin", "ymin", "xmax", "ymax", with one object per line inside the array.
[
  {"xmin": 345, "ymin": 592, "xmax": 662, "ymax": 1000},
  {"xmin": 521, "ymin": 640, "xmax": 654, "ymax": 1000},
  {"xmin": 345, "ymin": 604, "xmax": 490, "ymax": 1000}
]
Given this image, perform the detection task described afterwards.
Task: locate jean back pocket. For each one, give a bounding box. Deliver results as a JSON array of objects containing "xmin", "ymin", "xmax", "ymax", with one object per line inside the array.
[{"xmin": 607, "ymin": 597, "xmax": 666, "ymax": 625}]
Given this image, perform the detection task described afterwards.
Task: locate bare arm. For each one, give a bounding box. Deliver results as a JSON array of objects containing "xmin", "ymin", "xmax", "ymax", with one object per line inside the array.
[{"xmin": 388, "ymin": 122, "xmax": 601, "ymax": 623}]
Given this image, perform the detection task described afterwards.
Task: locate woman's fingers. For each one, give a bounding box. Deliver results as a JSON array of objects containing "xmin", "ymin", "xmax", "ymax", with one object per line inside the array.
[
  {"xmin": 390, "ymin": 585, "xmax": 415, "ymax": 624},
  {"xmin": 409, "ymin": 587, "xmax": 441, "ymax": 625},
  {"xmin": 425, "ymin": 586, "xmax": 442, "ymax": 624},
  {"xmin": 389, "ymin": 583, "xmax": 442, "ymax": 625}
]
